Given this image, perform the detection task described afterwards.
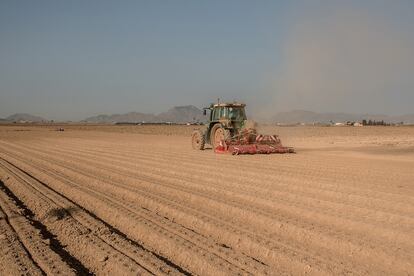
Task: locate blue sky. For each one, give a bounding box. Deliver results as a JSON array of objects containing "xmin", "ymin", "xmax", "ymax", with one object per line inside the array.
[{"xmin": 0, "ymin": 1, "xmax": 413, "ymax": 120}]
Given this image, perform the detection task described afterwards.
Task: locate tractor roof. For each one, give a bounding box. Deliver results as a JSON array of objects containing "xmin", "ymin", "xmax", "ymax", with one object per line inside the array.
[{"xmin": 211, "ymin": 102, "xmax": 246, "ymax": 108}]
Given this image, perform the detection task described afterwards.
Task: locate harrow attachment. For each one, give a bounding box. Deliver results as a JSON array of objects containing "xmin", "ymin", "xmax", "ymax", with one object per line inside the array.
[{"xmin": 215, "ymin": 130, "xmax": 295, "ymax": 155}]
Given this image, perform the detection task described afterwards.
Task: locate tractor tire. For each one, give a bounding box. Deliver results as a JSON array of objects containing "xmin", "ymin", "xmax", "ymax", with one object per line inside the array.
[
  {"xmin": 210, "ymin": 124, "xmax": 231, "ymax": 149},
  {"xmin": 191, "ymin": 130, "xmax": 205, "ymax": 150}
]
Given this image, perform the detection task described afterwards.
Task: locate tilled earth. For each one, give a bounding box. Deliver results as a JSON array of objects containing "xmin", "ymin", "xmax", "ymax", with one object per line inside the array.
[{"xmin": 0, "ymin": 125, "xmax": 413, "ymax": 275}]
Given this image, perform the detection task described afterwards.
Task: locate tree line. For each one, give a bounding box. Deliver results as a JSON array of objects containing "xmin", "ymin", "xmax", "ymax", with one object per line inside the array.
[{"xmin": 361, "ymin": 119, "xmax": 402, "ymax": 126}]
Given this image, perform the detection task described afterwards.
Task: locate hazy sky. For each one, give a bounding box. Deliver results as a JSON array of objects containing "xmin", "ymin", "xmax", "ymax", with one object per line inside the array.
[{"xmin": 1, "ymin": 1, "xmax": 413, "ymax": 120}]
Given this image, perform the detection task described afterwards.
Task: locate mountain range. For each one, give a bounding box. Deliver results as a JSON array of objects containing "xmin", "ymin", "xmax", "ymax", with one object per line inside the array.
[
  {"xmin": 1, "ymin": 108, "xmax": 414, "ymax": 124},
  {"xmin": 84, "ymin": 107, "xmax": 414, "ymax": 124},
  {"xmin": 83, "ymin": 105, "xmax": 205, "ymax": 123},
  {"xmin": 1, "ymin": 113, "xmax": 47, "ymax": 123}
]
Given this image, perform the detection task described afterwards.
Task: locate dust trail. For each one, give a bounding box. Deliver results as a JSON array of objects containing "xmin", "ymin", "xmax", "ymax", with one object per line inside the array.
[{"xmin": 266, "ymin": 2, "xmax": 414, "ymax": 117}]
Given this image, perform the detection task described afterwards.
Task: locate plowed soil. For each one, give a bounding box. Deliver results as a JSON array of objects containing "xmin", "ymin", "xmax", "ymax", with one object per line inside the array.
[{"xmin": 0, "ymin": 124, "xmax": 413, "ymax": 275}]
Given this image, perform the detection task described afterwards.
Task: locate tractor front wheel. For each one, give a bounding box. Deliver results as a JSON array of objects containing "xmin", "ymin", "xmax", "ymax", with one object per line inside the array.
[{"xmin": 191, "ymin": 130, "xmax": 205, "ymax": 150}]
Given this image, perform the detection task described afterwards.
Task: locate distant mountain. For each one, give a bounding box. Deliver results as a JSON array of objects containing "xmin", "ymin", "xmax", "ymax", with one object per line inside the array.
[
  {"xmin": 83, "ymin": 105, "xmax": 205, "ymax": 124},
  {"xmin": 158, "ymin": 105, "xmax": 205, "ymax": 123},
  {"xmin": 83, "ymin": 112, "xmax": 158, "ymax": 123},
  {"xmin": 5, "ymin": 113, "xmax": 47, "ymax": 122},
  {"xmin": 271, "ymin": 110, "xmax": 414, "ymax": 124}
]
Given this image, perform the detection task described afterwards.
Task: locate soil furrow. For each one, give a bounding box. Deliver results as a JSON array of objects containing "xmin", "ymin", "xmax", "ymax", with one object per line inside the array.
[
  {"xmin": 49, "ymin": 144, "xmax": 414, "ymax": 229},
  {"xmin": 5, "ymin": 143, "xmax": 411, "ymax": 259},
  {"xmin": 24, "ymin": 139, "xmax": 414, "ymax": 213},
  {"xmin": 0, "ymin": 153, "xmax": 272, "ymax": 275},
  {"xmin": 4, "ymin": 140, "xmax": 413, "ymax": 241},
  {"xmin": 0, "ymin": 159, "xmax": 187, "ymax": 276},
  {"xmin": 41, "ymin": 138, "xmax": 413, "ymax": 195},
  {"xmin": 3, "ymin": 141, "xmax": 410, "ymax": 274},
  {"xmin": 0, "ymin": 205, "xmax": 45, "ymax": 276},
  {"xmin": 0, "ymin": 179, "xmax": 82, "ymax": 275},
  {"xmin": 1, "ymin": 126, "xmax": 412, "ymax": 276},
  {"xmin": 0, "ymin": 161, "xmax": 156, "ymax": 275},
  {"xmin": 14, "ymin": 154, "xmax": 334, "ymax": 274},
  {"xmin": 27, "ymin": 149, "xmax": 412, "ymax": 275}
]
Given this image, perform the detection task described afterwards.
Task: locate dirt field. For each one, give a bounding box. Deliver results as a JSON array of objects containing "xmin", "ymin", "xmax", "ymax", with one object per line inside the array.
[{"xmin": 0, "ymin": 124, "xmax": 413, "ymax": 275}]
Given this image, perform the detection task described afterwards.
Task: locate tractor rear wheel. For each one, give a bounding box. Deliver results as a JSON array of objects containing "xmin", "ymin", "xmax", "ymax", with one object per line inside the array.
[
  {"xmin": 192, "ymin": 130, "xmax": 205, "ymax": 150},
  {"xmin": 210, "ymin": 124, "xmax": 230, "ymax": 149}
]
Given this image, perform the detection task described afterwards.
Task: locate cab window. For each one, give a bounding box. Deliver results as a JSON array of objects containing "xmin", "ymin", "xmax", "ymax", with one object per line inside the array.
[
  {"xmin": 211, "ymin": 107, "xmax": 220, "ymax": 121},
  {"xmin": 228, "ymin": 107, "xmax": 246, "ymax": 121}
]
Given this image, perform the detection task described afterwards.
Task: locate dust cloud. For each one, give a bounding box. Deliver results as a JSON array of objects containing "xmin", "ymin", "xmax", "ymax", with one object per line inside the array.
[{"xmin": 268, "ymin": 3, "xmax": 414, "ymax": 116}]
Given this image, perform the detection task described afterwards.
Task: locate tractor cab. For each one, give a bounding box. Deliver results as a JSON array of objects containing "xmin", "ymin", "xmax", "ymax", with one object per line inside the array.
[
  {"xmin": 205, "ymin": 103, "xmax": 247, "ymax": 123},
  {"xmin": 202, "ymin": 103, "xmax": 247, "ymax": 148}
]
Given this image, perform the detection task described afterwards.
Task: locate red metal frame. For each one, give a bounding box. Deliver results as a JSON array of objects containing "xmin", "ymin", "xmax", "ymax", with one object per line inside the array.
[{"xmin": 214, "ymin": 133, "xmax": 295, "ymax": 155}]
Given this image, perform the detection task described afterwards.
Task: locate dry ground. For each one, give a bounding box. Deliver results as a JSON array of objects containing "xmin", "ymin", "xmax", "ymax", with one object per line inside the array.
[{"xmin": 0, "ymin": 124, "xmax": 413, "ymax": 275}]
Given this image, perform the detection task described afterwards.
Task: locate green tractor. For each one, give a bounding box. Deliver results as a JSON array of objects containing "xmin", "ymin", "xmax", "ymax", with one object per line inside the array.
[
  {"xmin": 191, "ymin": 101, "xmax": 294, "ymax": 154},
  {"xmin": 191, "ymin": 102, "xmax": 253, "ymax": 150}
]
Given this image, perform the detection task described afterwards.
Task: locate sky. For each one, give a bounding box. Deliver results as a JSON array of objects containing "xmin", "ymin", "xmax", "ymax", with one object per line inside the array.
[{"xmin": 0, "ymin": 0, "xmax": 413, "ymax": 121}]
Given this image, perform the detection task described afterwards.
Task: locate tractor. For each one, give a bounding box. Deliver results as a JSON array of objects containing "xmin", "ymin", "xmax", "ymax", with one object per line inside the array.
[{"xmin": 191, "ymin": 101, "xmax": 294, "ymax": 155}]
